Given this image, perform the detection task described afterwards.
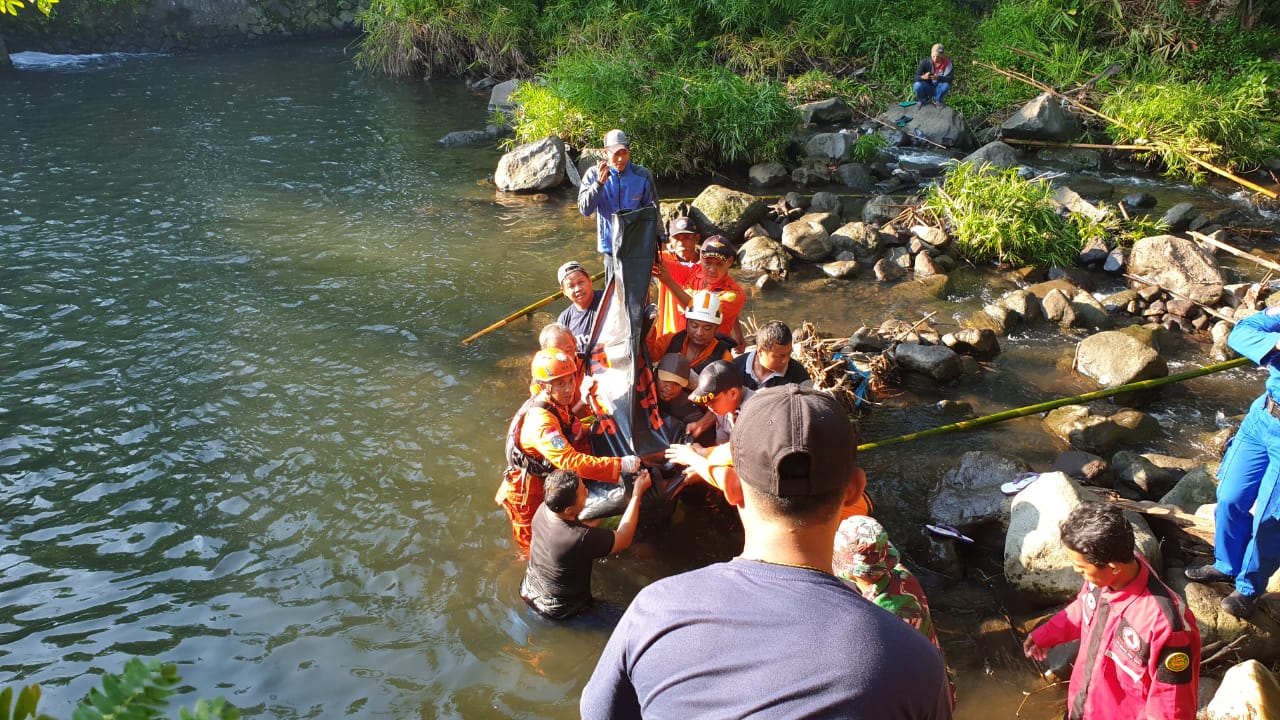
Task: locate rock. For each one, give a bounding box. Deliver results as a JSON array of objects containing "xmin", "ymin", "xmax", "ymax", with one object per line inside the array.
[
  {"xmin": 1121, "ymin": 192, "xmax": 1157, "ymax": 210},
  {"xmin": 1005, "ymin": 473, "xmax": 1159, "ymax": 602},
  {"xmin": 1042, "ymin": 406, "xmax": 1160, "ymax": 456},
  {"xmin": 748, "ymin": 162, "xmax": 789, "ymax": 187},
  {"xmin": 1054, "ymin": 185, "xmax": 1111, "ymax": 223},
  {"xmin": 835, "ymin": 162, "xmax": 875, "ymax": 191},
  {"xmin": 791, "ymin": 161, "xmax": 833, "ymax": 187},
  {"xmin": 1100, "ymin": 289, "xmax": 1141, "ymax": 313},
  {"xmin": 439, "ymin": 126, "xmax": 503, "ymax": 146},
  {"xmin": 1203, "ymin": 660, "xmax": 1280, "ymax": 719},
  {"xmin": 1103, "ymin": 247, "xmax": 1126, "ymax": 273},
  {"xmin": 893, "ymin": 343, "xmax": 961, "ymax": 383},
  {"xmin": 997, "ymin": 289, "xmax": 1042, "ymax": 324},
  {"xmin": 1129, "ymin": 234, "xmax": 1225, "ymax": 305},
  {"xmin": 804, "ymin": 132, "xmax": 855, "ymax": 163},
  {"xmin": 1159, "ymin": 466, "xmax": 1218, "ymax": 513},
  {"xmin": 1040, "ymin": 288, "xmax": 1078, "ymax": 327},
  {"xmin": 1050, "ymin": 450, "xmax": 1113, "ymax": 487},
  {"xmin": 972, "ymin": 305, "xmax": 1016, "ymax": 334},
  {"xmin": 809, "ymin": 191, "xmax": 843, "ymax": 216},
  {"xmin": 1159, "ymin": 202, "xmax": 1200, "ymax": 232},
  {"xmin": 781, "ymin": 217, "xmax": 832, "ymax": 262},
  {"xmin": 691, "ymin": 185, "xmax": 769, "ymax": 242},
  {"xmin": 1111, "ymin": 450, "xmax": 1182, "ymax": 500},
  {"xmin": 737, "ymin": 236, "xmax": 790, "ymax": 277},
  {"xmin": 961, "ymin": 141, "xmax": 1021, "ymax": 169},
  {"xmin": 487, "ymin": 78, "xmax": 521, "ymax": 115},
  {"xmin": 942, "ymin": 328, "xmax": 1001, "ymax": 360},
  {"xmin": 1035, "ymin": 147, "xmax": 1101, "ymax": 170},
  {"xmin": 862, "ymin": 194, "xmax": 901, "ymax": 225},
  {"xmin": 911, "ymin": 225, "xmax": 950, "ymax": 251},
  {"xmin": 494, "ymin": 136, "xmax": 567, "ymax": 192},
  {"xmin": 846, "ymin": 327, "xmax": 885, "ymax": 352},
  {"xmin": 876, "ymin": 103, "xmax": 974, "ymax": 149},
  {"xmin": 929, "ymin": 451, "xmax": 1029, "ymax": 531},
  {"xmin": 1000, "ymin": 92, "xmax": 1081, "ymax": 142},
  {"xmin": 756, "ymin": 274, "xmax": 780, "ymax": 291},
  {"xmin": 914, "ymin": 252, "xmax": 942, "ymax": 277},
  {"xmin": 797, "ymin": 97, "xmax": 854, "ymax": 125},
  {"xmin": 887, "ymin": 246, "xmax": 913, "ymax": 270},
  {"xmin": 873, "ymin": 258, "xmax": 904, "ymax": 282},
  {"xmin": 1184, "ymin": 579, "xmax": 1280, "ymax": 662},
  {"xmin": 830, "ymin": 222, "xmax": 885, "ymax": 262},
  {"xmin": 819, "ymin": 259, "xmax": 860, "ymax": 279},
  {"xmin": 1074, "ymin": 330, "xmax": 1168, "ymax": 387}
]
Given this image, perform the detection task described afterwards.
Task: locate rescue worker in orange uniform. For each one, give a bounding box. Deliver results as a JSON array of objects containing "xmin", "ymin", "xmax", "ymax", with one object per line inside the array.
[
  {"xmin": 653, "ymin": 235, "xmax": 746, "ymax": 350},
  {"xmin": 646, "ymin": 290, "xmax": 736, "ymax": 375},
  {"xmin": 498, "ymin": 348, "xmax": 641, "ymax": 555}
]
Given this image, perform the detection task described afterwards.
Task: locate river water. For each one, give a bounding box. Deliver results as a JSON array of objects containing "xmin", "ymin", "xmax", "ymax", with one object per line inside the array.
[{"xmin": 1, "ymin": 41, "xmax": 1275, "ymax": 719}]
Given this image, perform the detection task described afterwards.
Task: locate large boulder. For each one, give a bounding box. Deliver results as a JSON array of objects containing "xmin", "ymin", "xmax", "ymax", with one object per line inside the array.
[
  {"xmin": 494, "ymin": 136, "xmax": 567, "ymax": 192},
  {"xmin": 1043, "ymin": 406, "xmax": 1161, "ymax": 456},
  {"xmin": 1129, "ymin": 234, "xmax": 1226, "ymax": 305},
  {"xmin": 892, "ymin": 343, "xmax": 961, "ymax": 383},
  {"xmin": 1203, "ymin": 660, "xmax": 1280, "ymax": 719},
  {"xmin": 1184, "ymin": 579, "xmax": 1280, "ymax": 662},
  {"xmin": 942, "ymin": 327, "xmax": 1001, "ymax": 360},
  {"xmin": 1159, "ymin": 466, "xmax": 1218, "ymax": 513},
  {"xmin": 1005, "ymin": 474, "xmax": 1159, "ymax": 602},
  {"xmin": 797, "ymin": 97, "xmax": 854, "ymax": 125},
  {"xmin": 878, "ymin": 102, "xmax": 974, "ymax": 149},
  {"xmin": 487, "ymin": 78, "xmax": 521, "ymax": 115},
  {"xmin": 862, "ymin": 194, "xmax": 901, "ymax": 225},
  {"xmin": 737, "ymin": 236, "xmax": 790, "ymax": 277},
  {"xmin": 962, "ymin": 141, "xmax": 1021, "ymax": 170},
  {"xmin": 781, "ymin": 217, "xmax": 833, "ymax": 262},
  {"xmin": 836, "ymin": 162, "xmax": 876, "ymax": 191},
  {"xmin": 1074, "ymin": 330, "xmax": 1169, "ymax": 387},
  {"xmin": 804, "ymin": 132, "xmax": 855, "ymax": 163},
  {"xmin": 929, "ymin": 451, "xmax": 1028, "ymax": 531},
  {"xmin": 1000, "ymin": 92, "xmax": 1080, "ymax": 142},
  {"xmin": 829, "ymin": 222, "xmax": 886, "ymax": 262},
  {"xmin": 1111, "ymin": 450, "xmax": 1184, "ymax": 501},
  {"xmin": 691, "ymin": 185, "xmax": 769, "ymax": 242},
  {"xmin": 748, "ymin": 162, "xmax": 789, "ymax": 188}
]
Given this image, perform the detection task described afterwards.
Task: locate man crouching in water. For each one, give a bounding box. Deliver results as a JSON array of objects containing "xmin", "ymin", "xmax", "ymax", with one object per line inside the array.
[{"xmin": 497, "ymin": 348, "xmax": 640, "ymax": 555}]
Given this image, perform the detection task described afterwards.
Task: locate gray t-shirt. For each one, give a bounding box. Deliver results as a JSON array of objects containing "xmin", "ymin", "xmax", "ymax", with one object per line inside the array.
[{"xmin": 581, "ymin": 558, "xmax": 953, "ymax": 719}]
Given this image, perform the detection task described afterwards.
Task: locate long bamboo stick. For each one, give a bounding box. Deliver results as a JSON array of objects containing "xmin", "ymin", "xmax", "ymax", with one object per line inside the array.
[
  {"xmin": 1002, "ymin": 138, "xmax": 1213, "ymax": 153},
  {"xmin": 1190, "ymin": 230, "xmax": 1280, "ymax": 274},
  {"xmin": 856, "ymin": 356, "xmax": 1250, "ymax": 452},
  {"xmin": 460, "ymin": 270, "xmax": 607, "ymax": 345}
]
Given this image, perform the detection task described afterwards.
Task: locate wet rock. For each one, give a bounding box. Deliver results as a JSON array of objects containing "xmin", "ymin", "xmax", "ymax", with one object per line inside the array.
[
  {"xmin": 961, "ymin": 141, "xmax": 1020, "ymax": 169},
  {"xmin": 942, "ymin": 328, "xmax": 1001, "ymax": 360},
  {"xmin": 1203, "ymin": 660, "xmax": 1280, "ymax": 719},
  {"xmin": 1074, "ymin": 330, "xmax": 1168, "ymax": 387},
  {"xmin": 830, "ymin": 222, "xmax": 886, "ymax": 262},
  {"xmin": 1036, "ymin": 147, "xmax": 1101, "ymax": 170},
  {"xmin": 914, "ymin": 252, "xmax": 942, "ymax": 277},
  {"xmin": 1000, "ymin": 92, "xmax": 1080, "ymax": 142},
  {"xmin": 1100, "ymin": 288, "xmax": 1141, "ymax": 313},
  {"xmin": 1129, "ymin": 234, "xmax": 1225, "ymax": 305},
  {"xmin": 1079, "ymin": 237, "xmax": 1110, "ymax": 266},
  {"xmin": 494, "ymin": 136, "xmax": 567, "ymax": 192},
  {"xmin": 971, "ymin": 305, "xmax": 1016, "ymax": 335},
  {"xmin": 1159, "ymin": 466, "xmax": 1218, "ymax": 513},
  {"xmin": 1183, "ymin": 579, "xmax": 1280, "ymax": 662},
  {"xmin": 1121, "ymin": 192, "xmax": 1157, "ymax": 210},
  {"xmin": 997, "ymin": 289, "xmax": 1043, "ymax": 324},
  {"xmin": 748, "ymin": 162, "xmax": 789, "ymax": 187},
  {"xmin": 1050, "ymin": 450, "xmax": 1113, "ymax": 488},
  {"xmin": 862, "ymin": 194, "xmax": 902, "ymax": 225},
  {"xmin": 797, "ymin": 97, "xmax": 854, "ymax": 125},
  {"xmin": 873, "ymin": 258, "xmax": 904, "ymax": 283},
  {"xmin": 737, "ymin": 236, "xmax": 790, "ymax": 277},
  {"xmin": 929, "ymin": 451, "xmax": 1028, "ymax": 531},
  {"xmin": 1059, "ymin": 175, "xmax": 1115, "ymax": 200},
  {"xmin": 691, "ymin": 184, "xmax": 768, "ymax": 242},
  {"xmin": 1042, "ymin": 406, "xmax": 1160, "ymax": 456},
  {"xmin": 1005, "ymin": 473, "xmax": 1159, "ymax": 602},
  {"xmin": 913, "ymin": 274, "xmax": 952, "ymax": 299},
  {"xmin": 835, "ymin": 162, "xmax": 875, "ymax": 191},
  {"xmin": 846, "ymin": 327, "xmax": 885, "ymax": 352},
  {"xmin": 440, "ymin": 125, "xmax": 506, "ymax": 146},
  {"xmin": 818, "ymin": 259, "xmax": 859, "ymax": 279},
  {"xmin": 1111, "ymin": 450, "xmax": 1183, "ymax": 500},
  {"xmin": 1054, "ymin": 186, "xmax": 1111, "ymax": 223},
  {"xmin": 1040, "ymin": 288, "xmax": 1078, "ymax": 327},
  {"xmin": 887, "ymin": 246, "xmax": 913, "ymax": 270},
  {"xmin": 756, "ymin": 274, "xmax": 780, "ymax": 291},
  {"xmin": 893, "ymin": 343, "xmax": 961, "ymax": 383},
  {"xmin": 486, "ymin": 78, "xmax": 521, "ymax": 114},
  {"xmin": 1159, "ymin": 202, "xmax": 1200, "ymax": 232},
  {"xmin": 809, "ymin": 191, "xmax": 843, "ymax": 216},
  {"xmin": 781, "ymin": 217, "xmax": 832, "ymax": 262},
  {"xmin": 791, "ymin": 161, "xmax": 833, "ymax": 188}
]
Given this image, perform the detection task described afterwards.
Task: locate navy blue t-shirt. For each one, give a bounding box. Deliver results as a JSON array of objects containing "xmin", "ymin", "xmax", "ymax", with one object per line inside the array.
[
  {"xmin": 581, "ymin": 558, "xmax": 953, "ymax": 719},
  {"xmin": 558, "ymin": 289, "xmax": 604, "ymax": 353}
]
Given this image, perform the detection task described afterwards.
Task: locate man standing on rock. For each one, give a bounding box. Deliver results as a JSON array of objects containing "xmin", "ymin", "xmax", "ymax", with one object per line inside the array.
[
  {"xmin": 914, "ymin": 43, "xmax": 954, "ymax": 107},
  {"xmin": 1185, "ymin": 305, "xmax": 1280, "ymax": 618},
  {"xmin": 1024, "ymin": 502, "xmax": 1200, "ymax": 720},
  {"xmin": 578, "ymin": 129, "xmax": 658, "ymax": 257}
]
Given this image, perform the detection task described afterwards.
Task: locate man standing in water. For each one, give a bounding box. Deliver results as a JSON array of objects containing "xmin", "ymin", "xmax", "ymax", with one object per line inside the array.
[
  {"xmin": 555, "ymin": 261, "xmax": 603, "ymax": 353},
  {"xmin": 578, "ymin": 129, "xmax": 658, "ymax": 256},
  {"xmin": 582, "ymin": 386, "xmax": 952, "ymax": 719}
]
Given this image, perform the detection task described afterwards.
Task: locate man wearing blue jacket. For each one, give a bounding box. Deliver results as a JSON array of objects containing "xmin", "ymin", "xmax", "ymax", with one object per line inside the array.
[
  {"xmin": 577, "ymin": 129, "xmax": 658, "ymax": 256},
  {"xmin": 1186, "ymin": 305, "xmax": 1280, "ymax": 618}
]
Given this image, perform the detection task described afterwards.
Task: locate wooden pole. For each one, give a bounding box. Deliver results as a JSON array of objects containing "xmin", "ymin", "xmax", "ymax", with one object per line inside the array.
[
  {"xmin": 460, "ymin": 270, "xmax": 607, "ymax": 345},
  {"xmin": 856, "ymin": 356, "xmax": 1250, "ymax": 452},
  {"xmin": 1189, "ymin": 230, "xmax": 1280, "ymax": 274},
  {"xmin": 1002, "ymin": 138, "xmax": 1212, "ymax": 153}
]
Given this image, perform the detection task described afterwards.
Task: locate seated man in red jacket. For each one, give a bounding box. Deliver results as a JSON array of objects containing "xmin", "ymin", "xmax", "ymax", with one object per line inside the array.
[{"xmin": 1024, "ymin": 502, "xmax": 1200, "ymax": 720}]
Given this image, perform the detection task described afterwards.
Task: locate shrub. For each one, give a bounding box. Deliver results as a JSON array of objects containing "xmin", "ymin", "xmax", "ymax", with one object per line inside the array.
[{"xmin": 0, "ymin": 658, "xmax": 237, "ymax": 720}]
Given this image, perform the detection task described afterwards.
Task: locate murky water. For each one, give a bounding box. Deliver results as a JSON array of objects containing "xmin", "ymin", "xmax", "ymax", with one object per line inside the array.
[{"xmin": 1, "ymin": 41, "xmax": 1275, "ymax": 719}]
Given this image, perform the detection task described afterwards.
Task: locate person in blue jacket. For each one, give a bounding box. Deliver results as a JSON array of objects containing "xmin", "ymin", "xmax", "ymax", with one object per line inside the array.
[
  {"xmin": 1185, "ymin": 305, "xmax": 1280, "ymax": 618},
  {"xmin": 577, "ymin": 129, "xmax": 658, "ymax": 256}
]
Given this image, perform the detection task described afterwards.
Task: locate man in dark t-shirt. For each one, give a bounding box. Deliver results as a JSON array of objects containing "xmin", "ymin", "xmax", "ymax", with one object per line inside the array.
[
  {"xmin": 521, "ymin": 468, "xmax": 652, "ymax": 620},
  {"xmin": 582, "ymin": 387, "xmax": 952, "ymax": 718},
  {"xmin": 556, "ymin": 261, "xmax": 604, "ymax": 353}
]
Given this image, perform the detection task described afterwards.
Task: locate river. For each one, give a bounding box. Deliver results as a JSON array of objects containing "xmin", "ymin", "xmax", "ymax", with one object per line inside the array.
[{"xmin": 1, "ymin": 40, "xmax": 1274, "ymax": 719}]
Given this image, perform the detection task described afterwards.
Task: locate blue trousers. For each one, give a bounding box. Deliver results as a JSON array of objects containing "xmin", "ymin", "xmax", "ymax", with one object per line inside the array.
[
  {"xmin": 1214, "ymin": 393, "xmax": 1280, "ymax": 596},
  {"xmin": 913, "ymin": 80, "xmax": 951, "ymax": 104}
]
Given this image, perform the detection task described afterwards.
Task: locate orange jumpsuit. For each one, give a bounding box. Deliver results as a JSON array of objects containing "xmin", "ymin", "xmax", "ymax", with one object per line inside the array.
[
  {"xmin": 657, "ymin": 255, "xmax": 746, "ymax": 338},
  {"xmin": 646, "ymin": 330, "xmax": 735, "ymax": 374},
  {"xmin": 496, "ymin": 393, "xmax": 622, "ymax": 554}
]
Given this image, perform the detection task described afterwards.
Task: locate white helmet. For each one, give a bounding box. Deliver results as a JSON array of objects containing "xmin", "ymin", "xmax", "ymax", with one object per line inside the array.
[{"xmin": 685, "ymin": 290, "xmax": 723, "ymax": 325}]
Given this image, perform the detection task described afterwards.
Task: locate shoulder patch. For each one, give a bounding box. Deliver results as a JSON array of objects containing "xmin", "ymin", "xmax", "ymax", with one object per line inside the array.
[{"xmin": 1156, "ymin": 644, "xmax": 1195, "ymax": 685}]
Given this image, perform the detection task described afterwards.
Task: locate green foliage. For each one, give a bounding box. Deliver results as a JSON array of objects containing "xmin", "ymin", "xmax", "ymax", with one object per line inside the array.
[
  {"xmin": 851, "ymin": 132, "xmax": 888, "ymax": 163},
  {"xmin": 921, "ymin": 162, "xmax": 1084, "ymax": 269},
  {"xmin": 784, "ymin": 69, "xmax": 869, "ymax": 105},
  {"xmin": 0, "ymin": 0, "xmax": 58, "ymax": 17},
  {"xmin": 1099, "ymin": 71, "xmax": 1280, "ymax": 179},
  {"xmin": 355, "ymin": 0, "xmax": 538, "ymax": 78},
  {"xmin": 1, "ymin": 659, "xmax": 237, "ymax": 720},
  {"xmin": 511, "ymin": 53, "xmax": 795, "ymax": 177}
]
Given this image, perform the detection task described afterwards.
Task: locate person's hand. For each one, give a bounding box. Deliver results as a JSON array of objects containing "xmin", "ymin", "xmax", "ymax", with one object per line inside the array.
[
  {"xmin": 664, "ymin": 443, "xmax": 707, "ymax": 468},
  {"xmin": 686, "ymin": 412, "xmax": 716, "ymax": 438},
  {"xmin": 620, "ymin": 455, "xmax": 641, "ymax": 473},
  {"xmin": 633, "ymin": 468, "xmax": 653, "ymax": 496},
  {"xmin": 596, "ymin": 160, "xmax": 609, "ymax": 186},
  {"xmin": 1023, "ymin": 636, "xmax": 1048, "ymax": 662}
]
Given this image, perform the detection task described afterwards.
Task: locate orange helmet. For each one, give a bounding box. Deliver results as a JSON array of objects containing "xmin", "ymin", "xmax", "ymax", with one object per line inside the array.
[{"xmin": 531, "ymin": 348, "xmax": 576, "ymax": 384}]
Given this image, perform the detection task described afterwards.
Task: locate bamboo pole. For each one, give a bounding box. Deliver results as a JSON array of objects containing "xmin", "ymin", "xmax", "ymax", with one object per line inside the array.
[
  {"xmin": 1002, "ymin": 138, "xmax": 1213, "ymax": 153},
  {"xmin": 1190, "ymin": 230, "xmax": 1280, "ymax": 274},
  {"xmin": 974, "ymin": 61, "xmax": 1279, "ymax": 200},
  {"xmin": 856, "ymin": 356, "xmax": 1250, "ymax": 452},
  {"xmin": 460, "ymin": 270, "xmax": 607, "ymax": 345}
]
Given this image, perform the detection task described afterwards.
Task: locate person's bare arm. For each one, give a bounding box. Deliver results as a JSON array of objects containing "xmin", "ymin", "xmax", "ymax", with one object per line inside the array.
[{"xmin": 610, "ymin": 469, "xmax": 652, "ymax": 554}]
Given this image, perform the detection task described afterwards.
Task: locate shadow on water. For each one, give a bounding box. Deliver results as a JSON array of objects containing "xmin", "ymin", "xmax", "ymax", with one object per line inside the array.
[{"xmin": 1, "ymin": 40, "xmax": 1276, "ymax": 719}]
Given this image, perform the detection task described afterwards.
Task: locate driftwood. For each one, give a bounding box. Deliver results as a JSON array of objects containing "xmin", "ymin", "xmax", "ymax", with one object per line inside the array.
[
  {"xmin": 974, "ymin": 60, "xmax": 1279, "ymax": 200},
  {"xmin": 1109, "ymin": 498, "xmax": 1215, "ymax": 546},
  {"xmin": 1190, "ymin": 230, "xmax": 1280, "ymax": 275}
]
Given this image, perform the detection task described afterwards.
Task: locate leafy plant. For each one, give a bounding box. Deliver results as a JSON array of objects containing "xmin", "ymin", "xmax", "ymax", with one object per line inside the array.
[
  {"xmin": 0, "ymin": 0, "xmax": 58, "ymax": 17},
  {"xmin": 852, "ymin": 132, "xmax": 888, "ymax": 162},
  {"xmin": 0, "ymin": 659, "xmax": 238, "ymax": 720}
]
